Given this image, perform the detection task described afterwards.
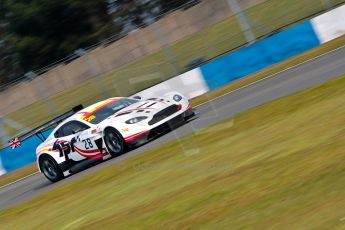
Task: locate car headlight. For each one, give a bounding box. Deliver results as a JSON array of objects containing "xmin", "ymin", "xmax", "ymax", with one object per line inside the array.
[
  {"xmin": 125, "ymin": 116, "xmax": 148, "ymax": 124},
  {"xmin": 173, "ymin": 94, "xmax": 182, "ymax": 102}
]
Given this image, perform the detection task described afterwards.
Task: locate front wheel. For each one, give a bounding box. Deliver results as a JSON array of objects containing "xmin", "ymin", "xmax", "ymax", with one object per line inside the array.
[
  {"xmin": 104, "ymin": 128, "xmax": 125, "ymax": 157},
  {"xmin": 39, "ymin": 156, "xmax": 64, "ymax": 182}
]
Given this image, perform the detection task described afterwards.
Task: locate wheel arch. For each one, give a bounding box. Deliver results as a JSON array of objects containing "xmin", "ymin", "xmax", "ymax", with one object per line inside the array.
[
  {"xmin": 37, "ymin": 153, "xmax": 54, "ymax": 172},
  {"xmin": 102, "ymin": 126, "xmax": 127, "ymax": 155},
  {"xmin": 103, "ymin": 126, "xmax": 125, "ymax": 140},
  {"xmin": 38, "ymin": 153, "xmax": 64, "ymax": 182}
]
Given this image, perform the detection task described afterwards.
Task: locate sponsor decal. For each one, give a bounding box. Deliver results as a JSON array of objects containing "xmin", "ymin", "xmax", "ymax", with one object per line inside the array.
[{"xmin": 77, "ymin": 98, "xmax": 121, "ymax": 122}]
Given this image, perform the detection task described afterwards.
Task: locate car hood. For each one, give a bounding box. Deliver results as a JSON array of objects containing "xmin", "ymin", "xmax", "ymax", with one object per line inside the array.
[{"xmin": 99, "ymin": 99, "xmax": 174, "ymax": 124}]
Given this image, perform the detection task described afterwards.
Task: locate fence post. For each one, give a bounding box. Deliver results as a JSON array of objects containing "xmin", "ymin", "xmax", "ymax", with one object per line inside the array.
[
  {"xmin": 25, "ymin": 71, "xmax": 57, "ymax": 116},
  {"xmin": 74, "ymin": 49, "xmax": 108, "ymax": 99},
  {"xmin": 149, "ymin": 19, "xmax": 180, "ymax": 76},
  {"xmin": 226, "ymin": 0, "xmax": 256, "ymax": 44},
  {"xmin": 74, "ymin": 49, "xmax": 99, "ymax": 76},
  {"xmin": 321, "ymin": 0, "xmax": 332, "ymax": 9},
  {"xmin": 0, "ymin": 116, "xmax": 9, "ymax": 147}
]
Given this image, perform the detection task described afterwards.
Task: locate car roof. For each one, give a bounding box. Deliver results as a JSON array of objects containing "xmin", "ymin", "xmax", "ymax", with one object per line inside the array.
[{"xmin": 47, "ymin": 97, "xmax": 125, "ymax": 138}]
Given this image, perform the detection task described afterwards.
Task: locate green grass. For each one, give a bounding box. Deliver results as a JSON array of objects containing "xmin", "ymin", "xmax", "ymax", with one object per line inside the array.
[
  {"xmin": 4, "ymin": 0, "xmax": 345, "ymax": 137},
  {"xmin": 1, "ymin": 70, "xmax": 345, "ymax": 229}
]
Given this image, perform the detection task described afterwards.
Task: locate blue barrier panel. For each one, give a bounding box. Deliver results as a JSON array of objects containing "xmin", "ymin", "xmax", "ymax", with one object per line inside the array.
[
  {"xmin": 200, "ymin": 20, "xmax": 321, "ymax": 90},
  {"xmin": 0, "ymin": 129, "xmax": 53, "ymax": 173}
]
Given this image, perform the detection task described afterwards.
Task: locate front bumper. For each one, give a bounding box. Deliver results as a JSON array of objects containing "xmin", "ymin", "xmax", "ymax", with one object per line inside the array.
[{"xmin": 125, "ymin": 108, "xmax": 196, "ymax": 148}]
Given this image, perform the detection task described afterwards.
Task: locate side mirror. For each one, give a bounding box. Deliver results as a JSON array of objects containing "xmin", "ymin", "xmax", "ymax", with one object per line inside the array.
[{"xmin": 132, "ymin": 95, "xmax": 141, "ymax": 100}]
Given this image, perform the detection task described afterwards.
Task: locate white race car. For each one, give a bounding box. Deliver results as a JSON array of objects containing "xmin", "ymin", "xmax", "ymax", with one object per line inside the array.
[{"xmin": 11, "ymin": 92, "xmax": 195, "ymax": 182}]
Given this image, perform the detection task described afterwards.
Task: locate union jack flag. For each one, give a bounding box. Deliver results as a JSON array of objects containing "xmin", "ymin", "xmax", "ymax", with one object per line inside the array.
[{"xmin": 9, "ymin": 137, "xmax": 21, "ymax": 149}]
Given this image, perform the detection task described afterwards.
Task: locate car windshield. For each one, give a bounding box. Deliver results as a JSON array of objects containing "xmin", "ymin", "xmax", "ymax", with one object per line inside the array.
[{"xmin": 82, "ymin": 98, "xmax": 138, "ymax": 124}]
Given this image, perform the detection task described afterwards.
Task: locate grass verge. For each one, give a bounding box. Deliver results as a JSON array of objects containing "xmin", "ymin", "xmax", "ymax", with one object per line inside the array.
[
  {"xmin": 1, "ymin": 71, "xmax": 345, "ymax": 228},
  {"xmin": 0, "ymin": 164, "xmax": 37, "ymax": 188}
]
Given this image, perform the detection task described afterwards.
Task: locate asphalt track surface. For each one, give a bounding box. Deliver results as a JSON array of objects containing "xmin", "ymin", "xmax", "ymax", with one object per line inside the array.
[{"xmin": 1, "ymin": 46, "xmax": 345, "ymax": 210}]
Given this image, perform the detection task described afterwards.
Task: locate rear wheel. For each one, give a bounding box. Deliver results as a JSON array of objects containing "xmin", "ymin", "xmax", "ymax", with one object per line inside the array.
[
  {"xmin": 104, "ymin": 128, "xmax": 125, "ymax": 157},
  {"xmin": 39, "ymin": 156, "xmax": 64, "ymax": 182}
]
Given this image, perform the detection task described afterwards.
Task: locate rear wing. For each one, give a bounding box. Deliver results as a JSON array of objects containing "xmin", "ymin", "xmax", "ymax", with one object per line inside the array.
[{"xmin": 8, "ymin": 105, "xmax": 83, "ymax": 148}]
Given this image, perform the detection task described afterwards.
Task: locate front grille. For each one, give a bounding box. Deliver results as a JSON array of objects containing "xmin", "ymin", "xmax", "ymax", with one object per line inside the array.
[
  {"xmin": 148, "ymin": 104, "xmax": 179, "ymax": 125},
  {"xmin": 147, "ymin": 114, "xmax": 185, "ymax": 139},
  {"xmin": 147, "ymin": 123, "xmax": 170, "ymax": 139}
]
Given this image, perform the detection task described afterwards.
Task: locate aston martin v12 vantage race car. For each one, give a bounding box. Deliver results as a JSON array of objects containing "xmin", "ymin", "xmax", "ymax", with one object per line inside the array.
[{"xmin": 10, "ymin": 92, "xmax": 195, "ymax": 182}]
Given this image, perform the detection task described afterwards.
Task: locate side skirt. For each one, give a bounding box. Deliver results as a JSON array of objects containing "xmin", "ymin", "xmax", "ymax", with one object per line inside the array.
[{"xmin": 60, "ymin": 157, "xmax": 104, "ymax": 176}]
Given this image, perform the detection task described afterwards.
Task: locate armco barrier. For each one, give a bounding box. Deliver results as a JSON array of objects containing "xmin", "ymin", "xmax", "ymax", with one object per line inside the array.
[{"xmin": 1, "ymin": 4, "xmax": 345, "ymax": 175}]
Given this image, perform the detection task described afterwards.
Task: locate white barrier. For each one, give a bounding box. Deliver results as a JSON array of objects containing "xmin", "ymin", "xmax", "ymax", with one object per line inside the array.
[
  {"xmin": 0, "ymin": 160, "xmax": 6, "ymax": 176},
  {"xmin": 134, "ymin": 68, "xmax": 209, "ymax": 99},
  {"xmin": 311, "ymin": 4, "xmax": 345, "ymax": 44}
]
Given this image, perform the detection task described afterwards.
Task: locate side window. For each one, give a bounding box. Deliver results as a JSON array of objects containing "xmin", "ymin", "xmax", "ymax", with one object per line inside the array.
[
  {"xmin": 54, "ymin": 127, "xmax": 64, "ymax": 138},
  {"xmin": 54, "ymin": 121, "xmax": 90, "ymax": 138}
]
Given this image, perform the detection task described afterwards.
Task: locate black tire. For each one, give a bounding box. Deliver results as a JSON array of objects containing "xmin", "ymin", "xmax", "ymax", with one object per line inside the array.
[
  {"xmin": 104, "ymin": 127, "xmax": 125, "ymax": 157},
  {"xmin": 39, "ymin": 155, "xmax": 64, "ymax": 182}
]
